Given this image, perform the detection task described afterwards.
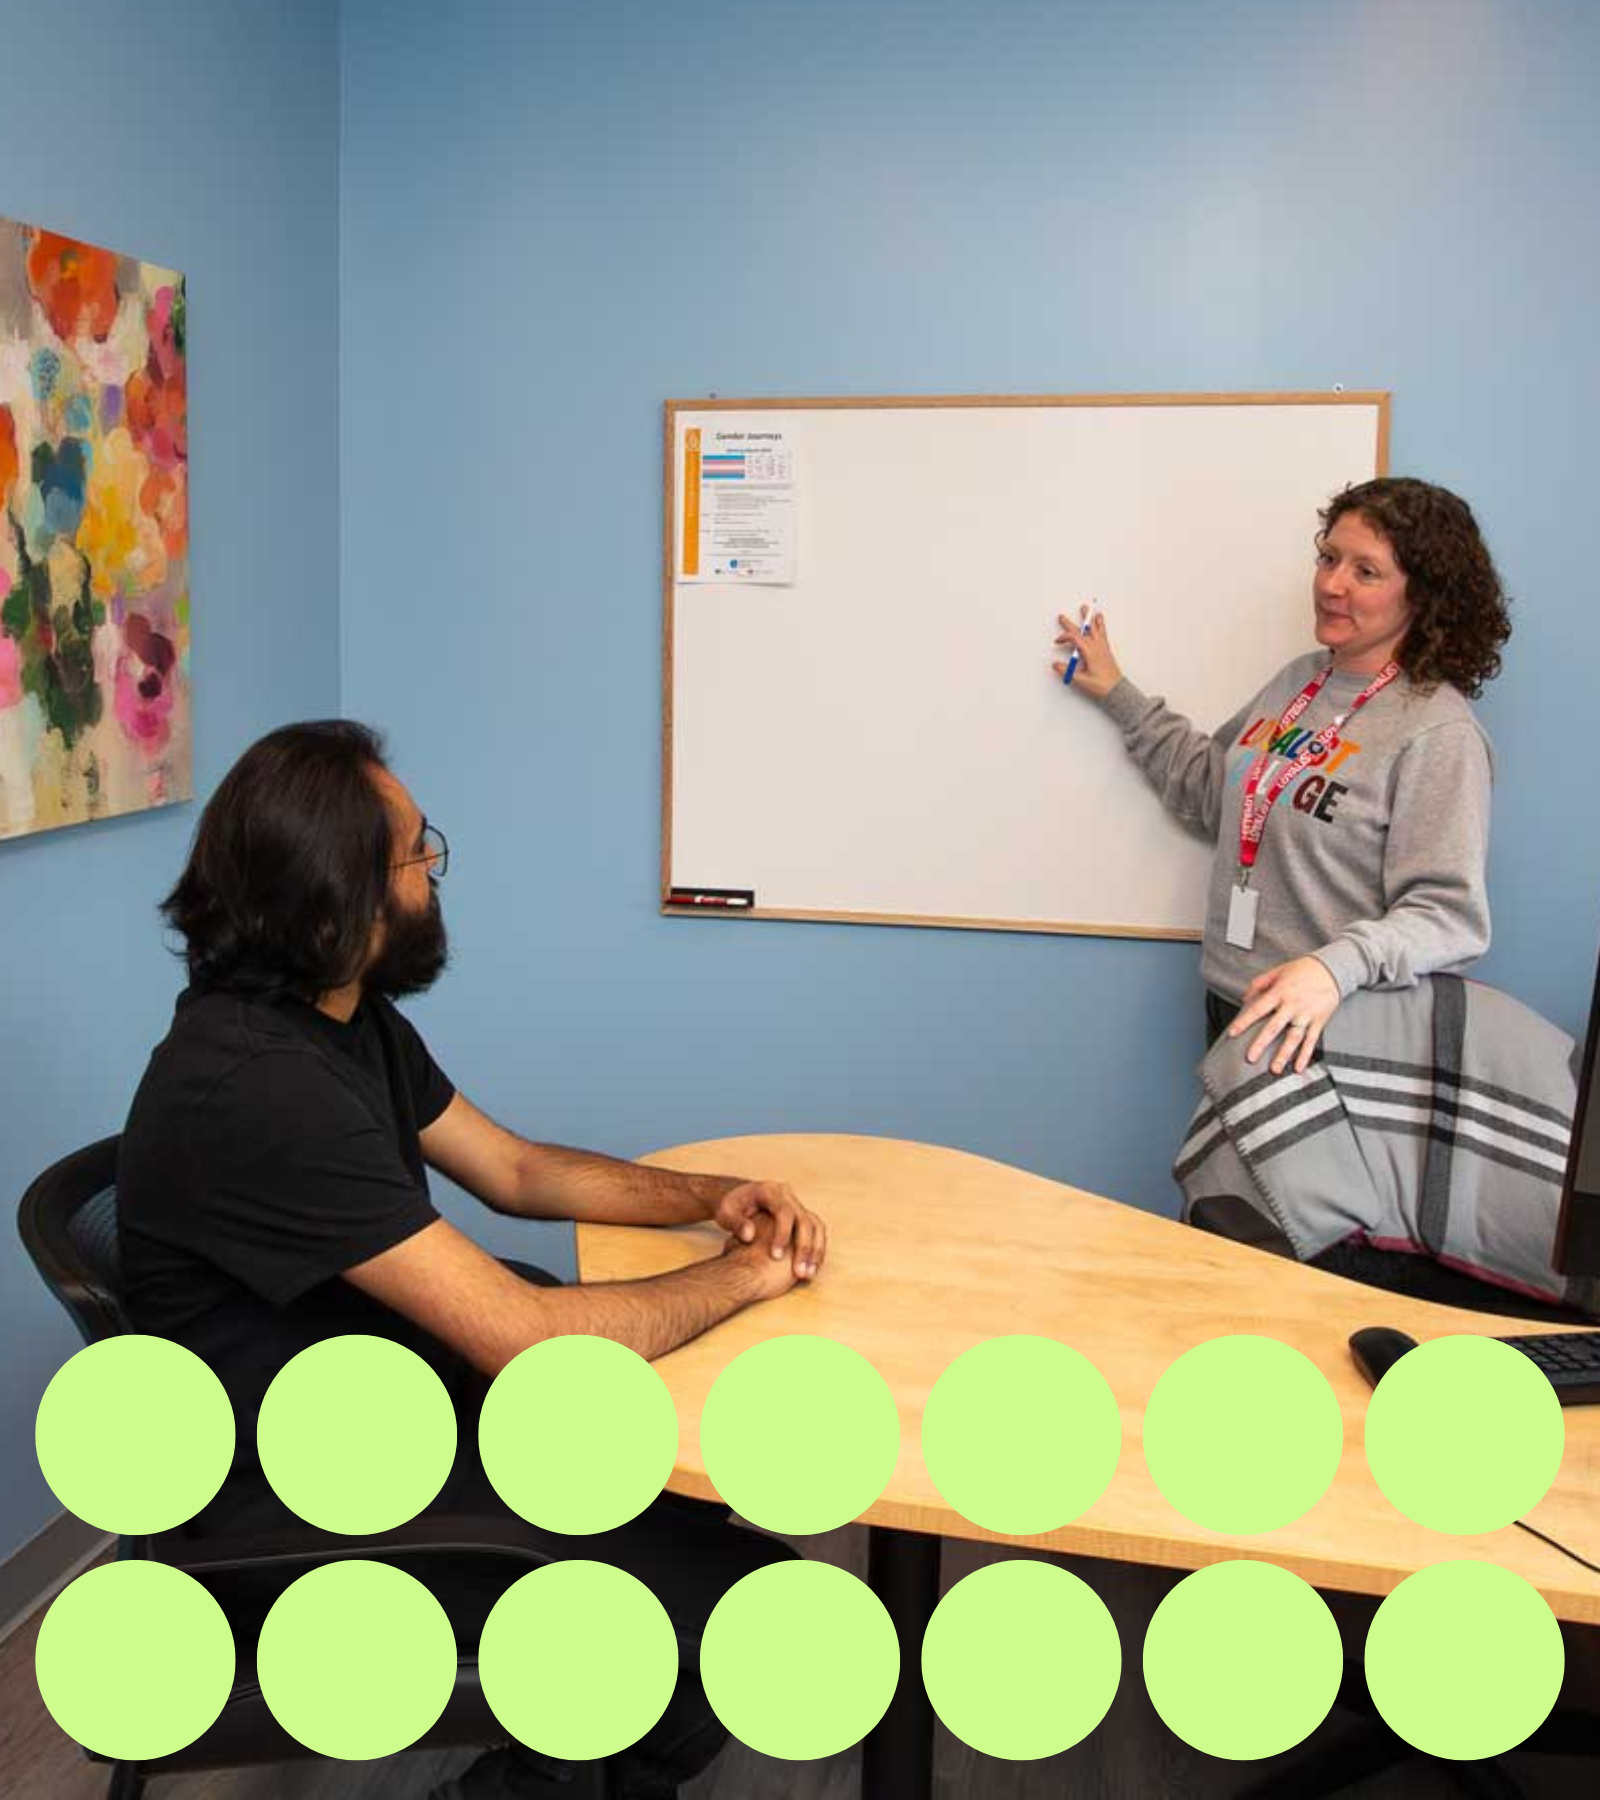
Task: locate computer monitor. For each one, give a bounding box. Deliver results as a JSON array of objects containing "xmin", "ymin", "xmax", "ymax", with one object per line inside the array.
[{"xmin": 1554, "ymin": 936, "xmax": 1600, "ymax": 1278}]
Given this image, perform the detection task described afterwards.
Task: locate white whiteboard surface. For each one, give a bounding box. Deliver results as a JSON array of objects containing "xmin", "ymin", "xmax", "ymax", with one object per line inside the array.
[{"xmin": 664, "ymin": 395, "xmax": 1387, "ymax": 937}]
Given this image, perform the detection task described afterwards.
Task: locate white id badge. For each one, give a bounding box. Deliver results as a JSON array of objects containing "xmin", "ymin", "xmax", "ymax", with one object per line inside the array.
[{"xmin": 1226, "ymin": 883, "xmax": 1259, "ymax": 950}]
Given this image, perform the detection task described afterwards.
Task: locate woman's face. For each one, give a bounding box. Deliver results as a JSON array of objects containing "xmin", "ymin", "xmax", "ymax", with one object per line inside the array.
[{"xmin": 1312, "ymin": 510, "xmax": 1412, "ymax": 672}]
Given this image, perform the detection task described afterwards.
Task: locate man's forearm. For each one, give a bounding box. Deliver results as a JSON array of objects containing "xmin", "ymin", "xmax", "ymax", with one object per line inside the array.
[
  {"xmin": 510, "ymin": 1253, "xmax": 764, "ymax": 1364},
  {"xmin": 505, "ymin": 1141, "xmax": 740, "ymax": 1226}
]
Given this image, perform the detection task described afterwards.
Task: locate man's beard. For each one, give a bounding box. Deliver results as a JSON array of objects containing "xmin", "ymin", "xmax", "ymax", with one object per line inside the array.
[{"xmin": 366, "ymin": 888, "xmax": 449, "ymax": 998}]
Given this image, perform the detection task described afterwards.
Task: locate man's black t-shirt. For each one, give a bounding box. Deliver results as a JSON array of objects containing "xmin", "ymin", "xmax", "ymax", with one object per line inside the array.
[{"xmin": 118, "ymin": 978, "xmax": 473, "ymax": 1534}]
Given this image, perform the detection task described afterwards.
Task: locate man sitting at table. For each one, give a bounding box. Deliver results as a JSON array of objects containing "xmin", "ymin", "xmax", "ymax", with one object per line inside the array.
[{"xmin": 118, "ymin": 719, "xmax": 828, "ymax": 1800}]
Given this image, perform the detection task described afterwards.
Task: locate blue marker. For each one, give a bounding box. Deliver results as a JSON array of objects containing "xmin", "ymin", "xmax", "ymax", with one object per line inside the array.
[{"xmin": 1061, "ymin": 599, "xmax": 1102, "ymax": 685}]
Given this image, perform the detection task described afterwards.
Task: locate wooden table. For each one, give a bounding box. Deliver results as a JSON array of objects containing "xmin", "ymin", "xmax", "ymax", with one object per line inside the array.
[{"xmin": 577, "ymin": 1134, "xmax": 1600, "ymax": 1797}]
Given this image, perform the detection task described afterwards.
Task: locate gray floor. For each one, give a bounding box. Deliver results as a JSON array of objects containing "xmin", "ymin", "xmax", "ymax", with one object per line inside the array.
[{"xmin": 3, "ymin": 1528, "xmax": 1595, "ymax": 1799}]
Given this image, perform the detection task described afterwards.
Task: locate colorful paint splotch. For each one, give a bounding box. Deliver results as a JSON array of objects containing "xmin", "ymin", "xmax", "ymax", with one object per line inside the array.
[{"xmin": 0, "ymin": 217, "xmax": 191, "ymax": 841}]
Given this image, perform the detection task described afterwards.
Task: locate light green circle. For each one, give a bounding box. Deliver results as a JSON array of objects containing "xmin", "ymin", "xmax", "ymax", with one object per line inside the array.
[
  {"xmin": 700, "ymin": 1336, "xmax": 899, "ymax": 1533},
  {"xmin": 256, "ymin": 1560, "xmax": 456, "ymax": 1758},
  {"xmin": 257, "ymin": 1334, "xmax": 456, "ymax": 1534},
  {"xmin": 478, "ymin": 1561, "xmax": 678, "ymax": 1760},
  {"xmin": 1365, "ymin": 1561, "xmax": 1563, "ymax": 1757},
  {"xmin": 1143, "ymin": 1560, "xmax": 1342, "ymax": 1758},
  {"xmin": 35, "ymin": 1336, "xmax": 234, "ymax": 1533},
  {"xmin": 701, "ymin": 1559, "xmax": 899, "ymax": 1758},
  {"xmin": 1143, "ymin": 1335, "xmax": 1342, "ymax": 1534},
  {"xmin": 1363, "ymin": 1336, "xmax": 1564, "ymax": 1534},
  {"xmin": 922, "ymin": 1336, "xmax": 1121, "ymax": 1535},
  {"xmin": 922, "ymin": 1559, "xmax": 1120, "ymax": 1758},
  {"xmin": 35, "ymin": 1561, "xmax": 235, "ymax": 1759},
  {"xmin": 479, "ymin": 1335, "xmax": 677, "ymax": 1533}
]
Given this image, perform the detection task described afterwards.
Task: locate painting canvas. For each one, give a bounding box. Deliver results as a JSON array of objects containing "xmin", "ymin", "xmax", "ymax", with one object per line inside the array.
[{"xmin": 0, "ymin": 216, "xmax": 190, "ymax": 840}]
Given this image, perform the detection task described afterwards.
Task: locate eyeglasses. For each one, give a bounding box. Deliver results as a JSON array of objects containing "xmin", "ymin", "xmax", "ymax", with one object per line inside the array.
[{"xmin": 394, "ymin": 820, "xmax": 449, "ymax": 880}]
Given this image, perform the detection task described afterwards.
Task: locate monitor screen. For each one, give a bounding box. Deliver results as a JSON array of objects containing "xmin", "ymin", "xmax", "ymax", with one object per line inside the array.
[{"xmin": 1554, "ymin": 939, "xmax": 1600, "ymax": 1279}]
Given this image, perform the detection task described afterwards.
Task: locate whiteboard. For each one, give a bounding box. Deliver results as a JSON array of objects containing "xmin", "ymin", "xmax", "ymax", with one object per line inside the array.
[{"xmin": 663, "ymin": 394, "xmax": 1388, "ymax": 938}]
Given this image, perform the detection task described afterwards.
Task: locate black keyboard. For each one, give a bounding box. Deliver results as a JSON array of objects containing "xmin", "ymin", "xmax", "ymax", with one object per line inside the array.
[{"xmin": 1495, "ymin": 1330, "xmax": 1600, "ymax": 1405}]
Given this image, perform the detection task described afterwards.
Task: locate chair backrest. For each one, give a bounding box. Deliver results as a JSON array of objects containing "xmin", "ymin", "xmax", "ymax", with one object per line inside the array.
[
  {"xmin": 1189, "ymin": 1194, "xmax": 1587, "ymax": 1324},
  {"xmin": 17, "ymin": 1135, "xmax": 133, "ymax": 1347},
  {"xmin": 1307, "ymin": 1236, "xmax": 1586, "ymax": 1324}
]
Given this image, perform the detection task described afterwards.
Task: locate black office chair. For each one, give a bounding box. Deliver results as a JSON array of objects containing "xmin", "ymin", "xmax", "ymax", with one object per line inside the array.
[
  {"xmin": 16, "ymin": 1134, "xmax": 593, "ymax": 1800},
  {"xmin": 1188, "ymin": 1192, "xmax": 1589, "ymax": 1325},
  {"xmin": 1189, "ymin": 1195, "xmax": 1599, "ymax": 1800}
]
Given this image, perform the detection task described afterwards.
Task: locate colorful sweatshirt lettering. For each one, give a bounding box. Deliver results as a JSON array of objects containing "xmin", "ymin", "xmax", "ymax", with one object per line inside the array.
[{"xmin": 1228, "ymin": 715, "xmax": 1363, "ymax": 824}]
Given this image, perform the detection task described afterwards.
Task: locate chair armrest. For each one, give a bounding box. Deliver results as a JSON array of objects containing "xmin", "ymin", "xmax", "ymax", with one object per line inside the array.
[{"xmin": 151, "ymin": 1512, "xmax": 559, "ymax": 1579}]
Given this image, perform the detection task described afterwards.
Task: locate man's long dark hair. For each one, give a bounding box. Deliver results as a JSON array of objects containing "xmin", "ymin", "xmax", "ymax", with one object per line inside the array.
[{"xmin": 162, "ymin": 721, "xmax": 393, "ymax": 993}]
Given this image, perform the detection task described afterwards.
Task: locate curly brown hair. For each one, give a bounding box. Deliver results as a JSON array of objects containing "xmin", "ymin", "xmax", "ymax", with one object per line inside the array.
[{"xmin": 1319, "ymin": 477, "xmax": 1511, "ymax": 697}]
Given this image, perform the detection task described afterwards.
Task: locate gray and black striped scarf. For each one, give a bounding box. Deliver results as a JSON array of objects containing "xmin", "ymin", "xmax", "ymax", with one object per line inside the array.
[{"xmin": 1175, "ymin": 975, "xmax": 1599, "ymax": 1318}]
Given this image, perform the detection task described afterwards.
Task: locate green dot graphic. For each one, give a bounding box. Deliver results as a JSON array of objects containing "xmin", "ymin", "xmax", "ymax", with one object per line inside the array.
[
  {"xmin": 1143, "ymin": 1560, "xmax": 1342, "ymax": 1758},
  {"xmin": 1365, "ymin": 1562, "xmax": 1563, "ymax": 1758},
  {"xmin": 921, "ymin": 1336, "xmax": 1120, "ymax": 1536},
  {"xmin": 35, "ymin": 1336, "xmax": 234, "ymax": 1533},
  {"xmin": 257, "ymin": 1560, "xmax": 456, "ymax": 1758},
  {"xmin": 1362, "ymin": 1335, "xmax": 1564, "ymax": 1534},
  {"xmin": 478, "ymin": 1561, "xmax": 678, "ymax": 1760},
  {"xmin": 700, "ymin": 1336, "xmax": 899, "ymax": 1533},
  {"xmin": 479, "ymin": 1334, "xmax": 677, "ymax": 1532},
  {"xmin": 922, "ymin": 1559, "xmax": 1120, "ymax": 1758},
  {"xmin": 701, "ymin": 1559, "xmax": 899, "ymax": 1758},
  {"xmin": 1143, "ymin": 1335, "xmax": 1342, "ymax": 1534},
  {"xmin": 35, "ymin": 1561, "xmax": 235, "ymax": 1759},
  {"xmin": 257, "ymin": 1334, "xmax": 456, "ymax": 1534}
]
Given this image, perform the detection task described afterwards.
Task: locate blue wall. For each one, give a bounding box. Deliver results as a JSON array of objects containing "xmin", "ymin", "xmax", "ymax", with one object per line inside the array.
[
  {"xmin": 0, "ymin": 0, "xmax": 341, "ymax": 1561},
  {"xmin": 338, "ymin": 0, "xmax": 1600, "ymax": 1266}
]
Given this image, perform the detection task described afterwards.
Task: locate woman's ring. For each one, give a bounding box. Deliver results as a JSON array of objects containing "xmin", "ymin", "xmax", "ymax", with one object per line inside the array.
[{"xmin": 1292, "ymin": 1017, "xmax": 1310, "ymax": 1029}]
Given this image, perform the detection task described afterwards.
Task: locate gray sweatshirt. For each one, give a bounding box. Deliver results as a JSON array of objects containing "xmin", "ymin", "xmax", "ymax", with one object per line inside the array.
[{"xmin": 1099, "ymin": 653, "xmax": 1494, "ymax": 1003}]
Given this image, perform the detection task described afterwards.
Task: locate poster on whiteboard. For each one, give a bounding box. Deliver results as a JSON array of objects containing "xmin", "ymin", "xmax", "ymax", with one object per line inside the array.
[{"xmin": 677, "ymin": 419, "xmax": 797, "ymax": 584}]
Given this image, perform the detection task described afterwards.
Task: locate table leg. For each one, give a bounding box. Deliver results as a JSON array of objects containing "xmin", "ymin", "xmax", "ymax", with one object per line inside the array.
[{"xmin": 862, "ymin": 1524, "xmax": 940, "ymax": 1800}]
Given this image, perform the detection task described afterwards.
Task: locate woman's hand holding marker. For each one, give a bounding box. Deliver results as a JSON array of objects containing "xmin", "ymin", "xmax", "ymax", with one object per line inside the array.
[{"xmin": 1053, "ymin": 602, "xmax": 1123, "ymax": 701}]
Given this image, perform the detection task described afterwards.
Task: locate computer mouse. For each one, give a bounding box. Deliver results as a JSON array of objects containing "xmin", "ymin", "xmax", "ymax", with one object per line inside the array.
[{"xmin": 1348, "ymin": 1326, "xmax": 1419, "ymax": 1388}]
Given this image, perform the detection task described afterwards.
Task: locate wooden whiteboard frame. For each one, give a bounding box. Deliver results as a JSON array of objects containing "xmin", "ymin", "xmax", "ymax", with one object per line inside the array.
[{"xmin": 661, "ymin": 391, "xmax": 1391, "ymax": 936}]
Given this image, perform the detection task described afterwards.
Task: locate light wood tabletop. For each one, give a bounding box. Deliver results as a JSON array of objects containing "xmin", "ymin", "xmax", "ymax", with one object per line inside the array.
[{"xmin": 577, "ymin": 1133, "xmax": 1600, "ymax": 1626}]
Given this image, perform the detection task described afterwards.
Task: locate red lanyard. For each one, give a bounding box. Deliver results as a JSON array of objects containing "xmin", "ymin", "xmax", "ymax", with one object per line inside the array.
[{"xmin": 1238, "ymin": 660, "xmax": 1399, "ymax": 874}]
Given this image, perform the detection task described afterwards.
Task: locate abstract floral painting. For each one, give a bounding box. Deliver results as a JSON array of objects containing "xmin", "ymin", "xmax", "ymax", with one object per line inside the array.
[{"xmin": 0, "ymin": 216, "xmax": 190, "ymax": 840}]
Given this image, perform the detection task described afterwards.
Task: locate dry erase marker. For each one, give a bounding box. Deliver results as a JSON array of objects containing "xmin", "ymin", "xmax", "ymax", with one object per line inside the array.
[
  {"xmin": 1062, "ymin": 600, "xmax": 1101, "ymax": 685},
  {"xmin": 668, "ymin": 888, "xmax": 755, "ymax": 909}
]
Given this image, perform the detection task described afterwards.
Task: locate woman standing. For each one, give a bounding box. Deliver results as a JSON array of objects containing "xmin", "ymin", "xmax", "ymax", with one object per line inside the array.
[{"xmin": 1056, "ymin": 477, "xmax": 1512, "ymax": 1074}]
